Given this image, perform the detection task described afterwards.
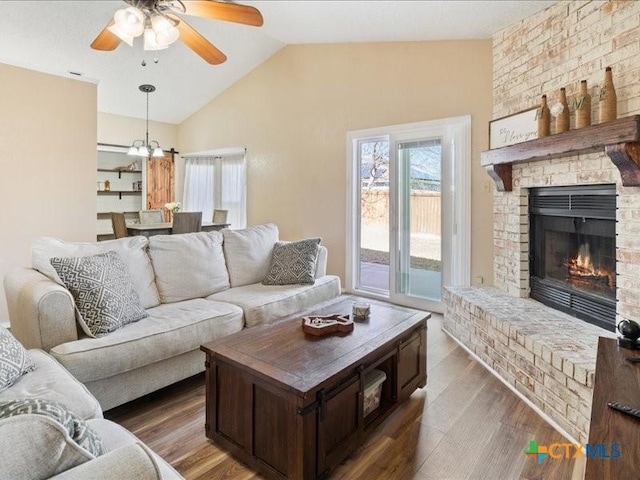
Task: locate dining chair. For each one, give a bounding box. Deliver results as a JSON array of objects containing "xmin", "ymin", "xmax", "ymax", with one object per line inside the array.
[
  {"xmin": 172, "ymin": 212, "xmax": 202, "ymax": 234},
  {"xmin": 139, "ymin": 209, "xmax": 164, "ymax": 224},
  {"xmin": 111, "ymin": 212, "xmax": 128, "ymax": 239},
  {"xmin": 212, "ymin": 209, "xmax": 228, "ymax": 224}
]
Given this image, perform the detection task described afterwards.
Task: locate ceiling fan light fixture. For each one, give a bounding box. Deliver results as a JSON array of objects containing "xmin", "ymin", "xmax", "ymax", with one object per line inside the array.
[
  {"xmin": 107, "ymin": 23, "xmax": 134, "ymax": 47},
  {"xmin": 114, "ymin": 7, "xmax": 145, "ymax": 37},
  {"xmin": 151, "ymin": 14, "xmax": 180, "ymax": 47},
  {"xmin": 143, "ymin": 28, "xmax": 169, "ymax": 51}
]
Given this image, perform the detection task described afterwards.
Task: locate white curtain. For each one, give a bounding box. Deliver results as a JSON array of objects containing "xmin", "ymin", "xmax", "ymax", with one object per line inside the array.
[
  {"xmin": 220, "ymin": 155, "xmax": 247, "ymax": 229},
  {"xmin": 182, "ymin": 157, "xmax": 215, "ymax": 222}
]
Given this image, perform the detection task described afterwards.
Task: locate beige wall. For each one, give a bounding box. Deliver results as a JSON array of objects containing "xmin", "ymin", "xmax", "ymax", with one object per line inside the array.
[
  {"xmin": 178, "ymin": 41, "xmax": 494, "ymax": 286},
  {"xmin": 0, "ymin": 62, "xmax": 97, "ymax": 324},
  {"xmin": 98, "ymin": 112, "xmax": 178, "ymax": 149}
]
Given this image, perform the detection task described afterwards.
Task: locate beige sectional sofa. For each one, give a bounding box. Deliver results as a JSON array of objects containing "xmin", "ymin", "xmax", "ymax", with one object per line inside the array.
[
  {"xmin": 4, "ymin": 224, "xmax": 341, "ymax": 411},
  {"xmin": 0, "ymin": 348, "xmax": 182, "ymax": 479}
]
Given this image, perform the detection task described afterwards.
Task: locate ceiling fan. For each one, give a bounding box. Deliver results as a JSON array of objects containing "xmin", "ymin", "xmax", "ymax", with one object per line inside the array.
[{"xmin": 90, "ymin": 0, "xmax": 263, "ymax": 65}]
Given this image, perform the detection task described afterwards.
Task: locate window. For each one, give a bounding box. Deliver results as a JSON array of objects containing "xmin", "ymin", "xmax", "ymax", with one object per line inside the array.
[{"xmin": 182, "ymin": 149, "xmax": 247, "ymax": 229}]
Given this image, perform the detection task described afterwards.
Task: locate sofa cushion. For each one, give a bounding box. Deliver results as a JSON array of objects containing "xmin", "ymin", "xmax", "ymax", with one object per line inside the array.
[
  {"xmin": 32, "ymin": 236, "xmax": 160, "ymax": 309},
  {"xmin": 0, "ymin": 350, "xmax": 102, "ymax": 420},
  {"xmin": 263, "ymin": 238, "xmax": 321, "ymax": 286},
  {"xmin": 148, "ymin": 232, "xmax": 230, "ymax": 304},
  {"xmin": 222, "ymin": 223, "xmax": 279, "ymax": 287},
  {"xmin": 0, "ymin": 414, "xmax": 96, "ymax": 480},
  {"xmin": 207, "ymin": 275, "xmax": 342, "ymax": 327},
  {"xmin": 50, "ymin": 299, "xmax": 243, "ymax": 383},
  {"xmin": 87, "ymin": 418, "xmax": 183, "ymax": 480},
  {"xmin": 0, "ymin": 399, "xmax": 103, "ymax": 457},
  {"xmin": 50, "ymin": 251, "xmax": 148, "ymax": 338},
  {"xmin": 0, "ymin": 326, "xmax": 35, "ymax": 392},
  {"xmin": 49, "ymin": 443, "xmax": 164, "ymax": 480}
]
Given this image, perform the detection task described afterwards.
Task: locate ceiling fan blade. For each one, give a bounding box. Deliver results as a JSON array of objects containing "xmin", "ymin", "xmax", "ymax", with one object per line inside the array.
[
  {"xmin": 182, "ymin": 1, "xmax": 263, "ymax": 26},
  {"xmin": 176, "ymin": 18, "xmax": 227, "ymax": 65},
  {"xmin": 90, "ymin": 20, "xmax": 121, "ymax": 51}
]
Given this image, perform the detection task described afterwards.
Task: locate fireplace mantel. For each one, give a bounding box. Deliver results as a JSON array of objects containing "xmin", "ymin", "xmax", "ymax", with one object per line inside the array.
[{"xmin": 481, "ymin": 115, "xmax": 640, "ymax": 191}]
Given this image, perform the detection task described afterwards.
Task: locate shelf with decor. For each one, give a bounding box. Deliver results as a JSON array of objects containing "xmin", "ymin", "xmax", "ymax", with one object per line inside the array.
[
  {"xmin": 481, "ymin": 115, "xmax": 640, "ymax": 191},
  {"xmin": 97, "ymin": 144, "xmax": 145, "ymax": 240},
  {"xmin": 97, "ymin": 190, "xmax": 142, "ymax": 199},
  {"xmin": 97, "ymin": 168, "xmax": 143, "ymax": 178}
]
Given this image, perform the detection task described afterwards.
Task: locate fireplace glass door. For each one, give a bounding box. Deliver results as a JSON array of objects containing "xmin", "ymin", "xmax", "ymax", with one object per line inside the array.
[
  {"xmin": 529, "ymin": 185, "xmax": 616, "ymax": 331},
  {"xmin": 542, "ymin": 229, "xmax": 615, "ymax": 301}
]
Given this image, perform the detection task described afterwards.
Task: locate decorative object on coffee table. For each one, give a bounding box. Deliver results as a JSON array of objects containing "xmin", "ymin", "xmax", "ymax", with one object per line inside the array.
[
  {"xmin": 575, "ymin": 80, "xmax": 591, "ymax": 128},
  {"xmin": 599, "ymin": 66, "xmax": 617, "ymax": 123},
  {"xmin": 552, "ymin": 87, "xmax": 570, "ymax": 133},
  {"xmin": 352, "ymin": 301, "xmax": 370, "ymax": 320},
  {"xmin": 302, "ymin": 314, "xmax": 353, "ymax": 336},
  {"xmin": 537, "ymin": 94, "xmax": 550, "ymax": 137}
]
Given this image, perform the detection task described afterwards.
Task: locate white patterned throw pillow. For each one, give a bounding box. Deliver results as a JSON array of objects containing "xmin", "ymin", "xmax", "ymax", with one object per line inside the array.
[
  {"xmin": 0, "ymin": 327, "xmax": 35, "ymax": 392},
  {"xmin": 50, "ymin": 251, "xmax": 148, "ymax": 338},
  {"xmin": 0, "ymin": 398, "xmax": 104, "ymax": 457},
  {"xmin": 263, "ymin": 238, "xmax": 321, "ymax": 285}
]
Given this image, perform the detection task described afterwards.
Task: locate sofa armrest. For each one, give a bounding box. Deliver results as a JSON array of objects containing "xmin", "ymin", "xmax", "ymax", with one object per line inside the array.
[
  {"xmin": 4, "ymin": 267, "xmax": 77, "ymax": 351},
  {"xmin": 49, "ymin": 443, "xmax": 162, "ymax": 480},
  {"xmin": 315, "ymin": 245, "xmax": 328, "ymax": 278}
]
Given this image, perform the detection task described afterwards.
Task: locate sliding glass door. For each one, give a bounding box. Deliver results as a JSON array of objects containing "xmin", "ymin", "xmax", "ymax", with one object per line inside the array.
[
  {"xmin": 357, "ymin": 138, "xmax": 390, "ymax": 293},
  {"xmin": 347, "ymin": 117, "xmax": 470, "ymax": 313},
  {"xmin": 396, "ymin": 138, "xmax": 442, "ymax": 303}
]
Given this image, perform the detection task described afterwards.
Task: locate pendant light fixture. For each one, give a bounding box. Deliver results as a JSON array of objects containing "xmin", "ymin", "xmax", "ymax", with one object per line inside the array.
[{"xmin": 128, "ymin": 84, "xmax": 164, "ymax": 158}]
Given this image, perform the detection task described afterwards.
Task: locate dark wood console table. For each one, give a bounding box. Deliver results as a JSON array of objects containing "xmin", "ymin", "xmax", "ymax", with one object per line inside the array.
[
  {"xmin": 201, "ymin": 296, "xmax": 429, "ymax": 480},
  {"xmin": 585, "ymin": 337, "xmax": 640, "ymax": 479}
]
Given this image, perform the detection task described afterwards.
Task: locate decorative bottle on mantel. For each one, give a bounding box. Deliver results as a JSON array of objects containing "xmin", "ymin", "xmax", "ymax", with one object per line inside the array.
[
  {"xmin": 575, "ymin": 80, "xmax": 591, "ymax": 129},
  {"xmin": 555, "ymin": 87, "xmax": 570, "ymax": 133},
  {"xmin": 599, "ymin": 66, "xmax": 617, "ymax": 123},
  {"xmin": 537, "ymin": 95, "xmax": 551, "ymax": 138}
]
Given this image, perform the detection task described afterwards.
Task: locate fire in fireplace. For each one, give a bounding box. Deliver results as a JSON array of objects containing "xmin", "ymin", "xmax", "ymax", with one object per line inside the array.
[
  {"xmin": 530, "ymin": 185, "xmax": 616, "ymax": 331},
  {"xmin": 566, "ymin": 242, "xmax": 614, "ymax": 291}
]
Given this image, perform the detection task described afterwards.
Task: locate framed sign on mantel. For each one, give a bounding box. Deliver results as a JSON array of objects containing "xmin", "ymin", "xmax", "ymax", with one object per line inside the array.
[{"xmin": 489, "ymin": 107, "xmax": 538, "ymax": 149}]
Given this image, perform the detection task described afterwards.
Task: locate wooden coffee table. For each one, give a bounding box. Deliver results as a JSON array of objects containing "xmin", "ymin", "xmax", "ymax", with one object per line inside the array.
[{"xmin": 201, "ymin": 295, "xmax": 429, "ymax": 480}]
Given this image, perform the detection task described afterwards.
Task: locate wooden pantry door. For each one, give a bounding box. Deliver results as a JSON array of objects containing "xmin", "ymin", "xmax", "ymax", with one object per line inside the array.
[{"xmin": 147, "ymin": 151, "xmax": 175, "ymax": 222}]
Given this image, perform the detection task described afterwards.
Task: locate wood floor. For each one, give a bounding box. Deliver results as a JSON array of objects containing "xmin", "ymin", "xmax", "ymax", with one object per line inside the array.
[{"xmin": 106, "ymin": 314, "xmax": 582, "ymax": 479}]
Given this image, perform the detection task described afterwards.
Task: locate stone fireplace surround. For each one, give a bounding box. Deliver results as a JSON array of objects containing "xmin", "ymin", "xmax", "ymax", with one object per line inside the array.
[
  {"xmin": 444, "ymin": 143, "xmax": 639, "ymax": 444},
  {"xmin": 443, "ymin": 0, "xmax": 640, "ymax": 449},
  {"xmin": 443, "ymin": 125, "xmax": 640, "ymax": 443}
]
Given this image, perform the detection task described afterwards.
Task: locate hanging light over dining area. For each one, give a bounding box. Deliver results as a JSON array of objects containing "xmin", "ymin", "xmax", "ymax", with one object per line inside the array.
[{"xmin": 128, "ymin": 84, "xmax": 164, "ymax": 158}]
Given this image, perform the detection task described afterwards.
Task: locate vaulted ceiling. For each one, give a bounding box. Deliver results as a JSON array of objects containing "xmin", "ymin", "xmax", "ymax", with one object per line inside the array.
[{"xmin": 0, "ymin": 1, "xmax": 554, "ymax": 124}]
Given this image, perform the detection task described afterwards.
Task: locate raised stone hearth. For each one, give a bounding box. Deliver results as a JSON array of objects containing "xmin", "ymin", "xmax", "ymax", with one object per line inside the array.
[{"xmin": 443, "ymin": 286, "xmax": 615, "ymax": 444}]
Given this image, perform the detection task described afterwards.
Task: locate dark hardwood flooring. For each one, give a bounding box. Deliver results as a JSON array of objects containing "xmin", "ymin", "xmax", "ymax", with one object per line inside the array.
[{"xmin": 106, "ymin": 314, "xmax": 582, "ymax": 479}]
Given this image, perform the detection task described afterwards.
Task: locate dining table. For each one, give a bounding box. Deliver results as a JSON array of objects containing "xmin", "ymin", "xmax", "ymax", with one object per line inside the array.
[{"xmin": 126, "ymin": 221, "xmax": 230, "ymax": 237}]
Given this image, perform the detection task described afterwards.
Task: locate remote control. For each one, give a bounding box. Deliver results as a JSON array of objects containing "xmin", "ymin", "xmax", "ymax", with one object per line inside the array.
[
  {"xmin": 626, "ymin": 357, "xmax": 640, "ymax": 364},
  {"xmin": 607, "ymin": 401, "xmax": 640, "ymax": 419}
]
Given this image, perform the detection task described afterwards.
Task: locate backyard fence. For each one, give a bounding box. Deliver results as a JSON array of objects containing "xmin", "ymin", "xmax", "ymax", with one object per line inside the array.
[{"xmin": 361, "ymin": 190, "xmax": 441, "ymax": 236}]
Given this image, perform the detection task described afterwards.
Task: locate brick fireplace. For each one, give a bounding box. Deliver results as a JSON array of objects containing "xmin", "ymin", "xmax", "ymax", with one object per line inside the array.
[{"xmin": 444, "ymin": 1, "xmax": 640, "ymax": 444}]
